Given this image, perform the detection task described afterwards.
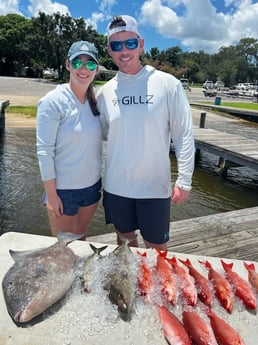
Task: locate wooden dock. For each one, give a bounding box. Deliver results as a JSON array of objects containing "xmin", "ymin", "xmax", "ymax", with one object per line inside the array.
[
  {"xmin": 193, "ymin": 126, "xmax": 258, "ymax": 175},
  {"xmin": 88, "ymin": 206, "xmax": 258, "ymax": 262}
]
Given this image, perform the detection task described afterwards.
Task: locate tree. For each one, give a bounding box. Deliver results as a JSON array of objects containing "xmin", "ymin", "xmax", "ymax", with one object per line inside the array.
[{"xmin": 0, "ymin": 14, "xmax": 32, "ymax": 75}]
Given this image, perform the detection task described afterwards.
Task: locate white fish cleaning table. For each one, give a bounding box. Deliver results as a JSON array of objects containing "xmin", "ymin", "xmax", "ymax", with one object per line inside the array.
[{"xmin": 1, "ymin": 232, "xmax": 258, "ymax": 345}]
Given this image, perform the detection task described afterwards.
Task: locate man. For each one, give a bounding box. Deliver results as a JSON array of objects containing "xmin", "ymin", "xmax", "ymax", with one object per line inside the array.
[{"xmin": 97, "ymin": 15, "xmax": 195, "ymax": 249}]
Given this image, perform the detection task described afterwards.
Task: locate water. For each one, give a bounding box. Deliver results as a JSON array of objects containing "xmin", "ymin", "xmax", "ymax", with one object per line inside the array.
[{"xmin": 0, "ymin": 117, "xmax": 258, "ymax": 238}]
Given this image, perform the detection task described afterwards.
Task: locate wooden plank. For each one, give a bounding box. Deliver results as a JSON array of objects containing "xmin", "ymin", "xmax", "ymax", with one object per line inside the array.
[{"xmin": 88, "ymin": 207, "xmax": 258, "ymax": 262}]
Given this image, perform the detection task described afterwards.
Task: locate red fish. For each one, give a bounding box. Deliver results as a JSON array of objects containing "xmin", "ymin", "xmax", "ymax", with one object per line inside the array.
[
  {"xmin": 155, "ymin": 250, "xmax": 177, "ymax": 305},
  {"xmin": 207, "ymin": 310, "xmax": 246, "ymax": 345},
  {"xmin": 182, "ymin": 310, "xmax": 217, "ymax": 345},
  {"xmin": 158, "ymin": 306, "xmax": 192, "ymax": 345},
  {"xmin": 243, "ymin": 262, "xmax": 258, "ymax": 293},
  {"xmin": 137, "ymin": 251, "xmax": 154, "ymax": 299},
  {"xmin": 199, "ymin": 260, "xmax": 234, "ymax": 313},
  {"xmin": 179, "ymin": 258, "xmax": 213, "ymax": 308},
  {"xmin": 166, "ymin": 256, "xmax": 197, "ymax": 306},
  {"xmin": 221, "ymin": 260, "xmax": 256, "ymax": 310}
]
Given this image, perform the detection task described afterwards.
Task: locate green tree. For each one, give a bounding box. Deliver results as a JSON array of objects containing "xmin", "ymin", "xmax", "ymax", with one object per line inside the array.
[{"xmin": 0, "ymin": 14, "xmax": 32, "ymax": 75}]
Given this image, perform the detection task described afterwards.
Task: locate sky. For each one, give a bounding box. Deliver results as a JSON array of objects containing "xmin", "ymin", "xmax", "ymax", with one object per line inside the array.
[{"xmin": 0, "ymin": 0, "xmax": 258, "ymax": 53}]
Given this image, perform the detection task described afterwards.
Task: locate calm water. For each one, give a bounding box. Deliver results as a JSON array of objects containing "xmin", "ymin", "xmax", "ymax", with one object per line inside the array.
[{"xmin": 0, "ymin": 117, "xmax": 258, "ymax": 238}]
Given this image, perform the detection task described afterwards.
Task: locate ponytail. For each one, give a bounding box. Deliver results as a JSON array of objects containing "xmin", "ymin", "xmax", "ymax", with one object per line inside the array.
[{"xmin": 86, "ymin": 84, "xmax": 100, "ymax": 116}]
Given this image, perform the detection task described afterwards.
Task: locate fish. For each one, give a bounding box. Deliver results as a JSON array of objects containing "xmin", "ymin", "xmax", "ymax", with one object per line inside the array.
[
  {"xmin": 104, "ymin": 240, "xmax": 138, "ymax": 322},
  {"xmin": 182, "ymin": 310, "xmax": 217, "ymax": 345},
  {"xmin": 199, "ymin": 260, "xmax": 234, "ymax": 313},
  {"xmin": 154, "ymin": 250, "xmax": 177, "ymax": 305},
  {"xmin": 81, "ymin": 243, "xmax": 108, "ymax": 292},
  {"xmin": 243, "ymin": 261, "xmax": 258, "ymax": 293},
  {"xmin": 158, "ymin": 305, "xmax": 192, "ymax": 345},
  {"xmin": 207, "ymin": 310, "xmax": 246, "ymax": 345},
  {"xmin": 221, "ymin": 259, "xmax": 257, "ymax": 310},
  {"xmin": 137, "ymin": 251, "xmax": 154, "ymax": 300},
  {"xmin": 166, "ymin": 256, "xmax": 197, "ymax": 306},
  {"xmin": 179, "ymin": 258, "xmax": 213, "ymax": 308},
  {"xmin": 2, "ymin": 231, "xmax": 82, "ymax": 323}
]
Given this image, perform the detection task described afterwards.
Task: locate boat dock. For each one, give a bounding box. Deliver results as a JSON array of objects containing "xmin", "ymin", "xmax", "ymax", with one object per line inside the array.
[
  {"xmin": 194, "ymin": 126, "xmax": 258, "ymax": 176},
  {"xmin": 188, "ymin": 111, "xmax": 258, "ymax": 176},
  {"xmin": 88, "ymin": 206, "xmax": 258, "ymax": 262}
]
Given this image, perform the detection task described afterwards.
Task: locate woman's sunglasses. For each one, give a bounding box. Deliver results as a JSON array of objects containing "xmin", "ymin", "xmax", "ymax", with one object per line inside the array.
[
  {"xmin": 71, "ymin": 59, "xmax": 97, "ymax": 71},
  {"xmin": 109, "ymin": 38, "xmax": 139, "ymax": 52}
]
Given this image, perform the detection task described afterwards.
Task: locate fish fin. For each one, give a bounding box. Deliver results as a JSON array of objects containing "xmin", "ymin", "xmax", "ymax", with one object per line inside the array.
[
  {"xmin": 243, "ymin": 262, "xmax": 255, "ymax": 271},
  {"xmin": 116, "ymin": 231, "xmax": 138, "ymax": 245},
  {"xmin": 137, "ymin": 251, "xmax": 147, "ymax": 258},
  {"xmin": 89, "ymin": 243, "xmax": 108, "ymax": 255},
  {"xmin": 221, "ymin": 259, "xmax": 233, "ymax": 271},
  {"xmin": 56, "ymin": 231, "xmax": 84, "ymax": 244},
  {"xmin": 199, "ymin": 260, "xmax": 211, "ymax": 269},
  {"xmin": 178, "ymin": 258, "xmax": 192, "ymax": 268},
  {"xmin": 156, "ymin": 249, "xmax": 168, "ymax": 258},
  {"xmin": 9, "ymin": 248, "xmax": 45, "ymax": 262},
  {"xmin": 166, "ymin": 256, "xmax": 177, "ymax": 267}
]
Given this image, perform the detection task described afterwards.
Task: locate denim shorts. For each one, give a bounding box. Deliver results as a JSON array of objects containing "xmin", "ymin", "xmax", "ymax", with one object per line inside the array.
[
  {"xmin": 103, "ymin": 190, "xmax": 170, "ymax": 244},
  {"xmin": 44, "ymin": 179, "xmax": 102, "ymax": 216}
]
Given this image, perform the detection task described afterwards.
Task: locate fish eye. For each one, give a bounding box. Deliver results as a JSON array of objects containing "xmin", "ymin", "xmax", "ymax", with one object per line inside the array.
[{"xmin": 116, "ymin": 292, "xmax": 123, "ymax": 300}]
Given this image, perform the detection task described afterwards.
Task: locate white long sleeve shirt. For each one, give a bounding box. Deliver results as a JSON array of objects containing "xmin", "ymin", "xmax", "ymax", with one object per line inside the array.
[
  {"xmin": 97, "ymin": 65, "xmax": 195, "ymax": 199},
  {"xmin": 36, "ymin": 84, "xmax": 102, "ymax": 189}
]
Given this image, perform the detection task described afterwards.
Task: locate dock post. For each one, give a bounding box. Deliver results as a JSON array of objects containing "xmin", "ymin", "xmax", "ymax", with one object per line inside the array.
[
  {"xmin": 0, "ymin": 100, "xmax": 10, "ymax": 132},
  {"xmin": 195, "ymin": 112, "xmax": 207, "ymax": 163},
  {"xmin": 199, "ymin": 112, "xmax": 206, "ymax": 128}
]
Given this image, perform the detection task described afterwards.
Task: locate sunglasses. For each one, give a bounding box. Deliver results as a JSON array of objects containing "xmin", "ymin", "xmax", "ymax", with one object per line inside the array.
[
  {"xmin": 109, "ymin": 38, "xmax": 139, "ymax": 52},
  {"xmin": 71, "ymin": 59, "xmax": 97, "ymax": 71}
]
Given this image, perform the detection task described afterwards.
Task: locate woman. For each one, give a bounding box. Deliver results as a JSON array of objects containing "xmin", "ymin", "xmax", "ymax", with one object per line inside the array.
[{"xmin": 36, "ymin": 41, "xmax": 102, "ymax": 239}]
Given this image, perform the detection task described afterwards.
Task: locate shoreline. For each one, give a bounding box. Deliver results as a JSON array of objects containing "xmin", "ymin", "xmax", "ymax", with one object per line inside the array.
[{"xmin": 5, "ymin": 113, "xmax": 36, "ymax": 128}]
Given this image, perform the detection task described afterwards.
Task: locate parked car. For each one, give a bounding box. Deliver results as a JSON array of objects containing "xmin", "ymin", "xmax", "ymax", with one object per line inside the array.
[
  {"xmin": 203, "ymin": 80, "xmax": 214, "ymax": 89},
  {"xmin": 42, "ymin": 68, "xmax": 58, "ymax": 79},
  {"xmin": 234, "ymin": 83, "xmax": 256, "ymax": 91},
  {"xmin": 214, "ymin": 81, "xmax": 225, "ymax": 89}
]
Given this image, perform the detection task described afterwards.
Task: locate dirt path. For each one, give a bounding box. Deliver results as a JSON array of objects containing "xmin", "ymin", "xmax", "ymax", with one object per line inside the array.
[{"xmin": 5, "ymin": 113, "xmax": 36, "ymax": 128}]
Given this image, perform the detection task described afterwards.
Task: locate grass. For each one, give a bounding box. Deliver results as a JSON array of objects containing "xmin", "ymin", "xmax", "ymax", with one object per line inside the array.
[
  {"xmin": 6, "ymin": 100, "xmax": 258, "ymax": 119},
  {"xmin": 220, "ymin": 102, "xmax": 258, "ymax": 110},
  {"xmin": 6, "ymin": 106, "xmax": 37, "ymax": 117},
  {"xmin": 203, "ymin": 101, "xmax": 258, "ymax": 110}
]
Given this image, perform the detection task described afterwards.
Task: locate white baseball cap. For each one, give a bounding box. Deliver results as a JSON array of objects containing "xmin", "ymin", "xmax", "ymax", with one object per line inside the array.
[{"xmin": 107, "ymin": 15, "xmax": 141, "ymax": 39}]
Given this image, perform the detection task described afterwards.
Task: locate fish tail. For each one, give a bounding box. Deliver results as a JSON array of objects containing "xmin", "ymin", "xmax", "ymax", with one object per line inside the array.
[
  {"xmin": 166, "ymin": 256, "xmax": 177, "ymax": 267},
  {"xmin": 221, "ymin": 259, "xmax": 233, "ymax": 271},
  {"xmin": 243, "ymin": 261, "xmax": 255, "ymax": 271},
  {"xmin": 56, "ymin": 231, "xmax": 84, "ymax": 244},
  {"xmin": 178, "ymin": 258, "xmax": 192, "ymax": 268},
  {"xmin": 199, "ymin": 259, "xmax": 211, "ymax": 269},
  {"xmin": 156, "ymin": 248, "xmax": 168, "ymax": 258},
  {"xmin": 137, "ymin": 251, "xmax": 147, "ymax": 258},
  {"xmin": 89, "ymin": 243, "xmax": 108, "ymax": 255}
]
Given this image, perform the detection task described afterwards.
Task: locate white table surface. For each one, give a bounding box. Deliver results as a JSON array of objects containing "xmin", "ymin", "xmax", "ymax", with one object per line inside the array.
[{"xmin": 1, "ymin": 232, "xmax": 257, "ymax": 345}]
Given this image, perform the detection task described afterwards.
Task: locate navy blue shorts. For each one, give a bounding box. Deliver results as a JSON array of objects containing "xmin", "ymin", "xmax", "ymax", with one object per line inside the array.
[
  {"xmin": 44, "ymin": 179, "xmax": 102, "ymax": 216},
  {"xmin": 103, "ymin": 191, "xmax": 170, "ymax": 244}
]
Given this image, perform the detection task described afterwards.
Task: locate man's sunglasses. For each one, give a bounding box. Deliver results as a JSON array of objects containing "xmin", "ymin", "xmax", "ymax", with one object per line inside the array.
[
  {"xmin": 71, "ymin": 59, "xmax": 97, "ymax": 71},
  {"xmin": 109, "ymin": 38, "xmax": 139, "ymax": 52}
]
